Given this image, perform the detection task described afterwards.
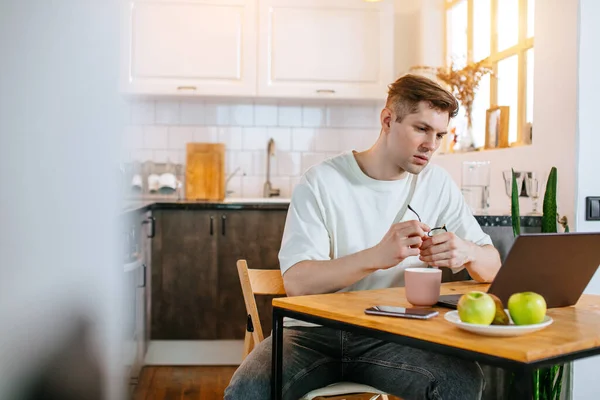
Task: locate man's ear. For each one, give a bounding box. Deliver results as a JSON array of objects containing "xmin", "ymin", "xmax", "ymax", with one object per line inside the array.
[{"xmin": 380, "ymin": 108, "xmax": 393, "ymax": 133}]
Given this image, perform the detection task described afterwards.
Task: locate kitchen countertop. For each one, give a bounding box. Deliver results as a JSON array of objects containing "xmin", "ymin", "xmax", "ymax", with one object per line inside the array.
[{"xmin": 122, "ymin": 198, "xmax": 542, "ymax": 227}]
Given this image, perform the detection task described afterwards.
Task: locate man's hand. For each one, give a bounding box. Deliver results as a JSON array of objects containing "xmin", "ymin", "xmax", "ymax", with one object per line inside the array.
[
  {"xmin": 419, "ymin": 232, "xmax": 474, "ymax": 268},
  {"xmin": 371, "ymin": 221, "xmax": 430, "ymax": 269}
]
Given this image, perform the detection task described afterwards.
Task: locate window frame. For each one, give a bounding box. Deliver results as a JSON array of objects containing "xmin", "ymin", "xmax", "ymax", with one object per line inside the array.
[{"xmin": 444, "ymin": 0, "xmax": 534, "ymax": 146}]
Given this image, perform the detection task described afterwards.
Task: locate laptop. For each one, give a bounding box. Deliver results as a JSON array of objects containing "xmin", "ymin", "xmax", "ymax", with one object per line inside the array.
[{"xmin": 436, "ymin": 232, "xmax": 600, "ymax": 309}]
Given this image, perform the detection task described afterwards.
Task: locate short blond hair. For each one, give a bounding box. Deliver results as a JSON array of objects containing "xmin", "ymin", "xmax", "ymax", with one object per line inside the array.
[{"xmin": 386, "ymin": 74, "xmax": 459, "ymax": 122}]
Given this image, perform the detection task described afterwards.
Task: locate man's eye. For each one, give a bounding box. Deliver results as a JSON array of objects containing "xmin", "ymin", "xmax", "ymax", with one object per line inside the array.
[
  {"xmin": 437, "ymin": 134, "xmax": 445, "ymax": 140},
  {"xmin": 417, "ymin": 126, "xmax": 427, "ymax": 132}
]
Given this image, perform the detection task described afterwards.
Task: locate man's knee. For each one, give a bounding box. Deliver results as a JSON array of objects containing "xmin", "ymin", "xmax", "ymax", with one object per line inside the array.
[
  {"xmin": 434, "ymin": 360, "xmax": 484, "ymax": 400},
  {"xmin": 224, "ymin": 337, "xmax": 272, "ymax": 400}
]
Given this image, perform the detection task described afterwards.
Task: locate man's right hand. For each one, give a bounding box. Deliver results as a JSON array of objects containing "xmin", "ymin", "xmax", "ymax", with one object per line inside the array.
[{"xmin": 371, "ymin": 220, "xmax": 431, "ymax": 269}]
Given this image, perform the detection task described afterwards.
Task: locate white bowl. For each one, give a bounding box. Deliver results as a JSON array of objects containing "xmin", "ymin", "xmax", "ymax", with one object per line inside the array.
[
  {"xmin": 444, "ymin": 310, "xmax": 553, "ymax": 337},
  {"xmin": 159, "ymin": 173, "xmax": 177, "ymax": 190},
  {"xmin": 147, "ymin": 174, "xmax": 160, "ymax": 192}
]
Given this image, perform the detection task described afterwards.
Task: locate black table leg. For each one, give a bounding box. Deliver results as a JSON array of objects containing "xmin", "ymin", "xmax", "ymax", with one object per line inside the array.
[
  {"xmin": 513, "ymin": 366, "xmax": 535, "ymax": 399},
  {"xmin": 271, "ymin": 307, "xmax": 284, "ymax": 400}
]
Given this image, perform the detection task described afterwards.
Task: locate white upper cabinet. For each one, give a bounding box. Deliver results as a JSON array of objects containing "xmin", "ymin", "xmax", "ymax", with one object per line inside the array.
[
  {"xmin": 257, "ymin": 0, "xmax": 394, "ymax": 100},
  {"xmin": 121, "ymin": 0, "xmax": 257, "ymax": 96}
]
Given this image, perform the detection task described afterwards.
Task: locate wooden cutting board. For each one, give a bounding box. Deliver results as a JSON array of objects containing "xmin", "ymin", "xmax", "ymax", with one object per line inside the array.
[{"xmin": 185, "ymin": 143, "xmax": 225, "ymax": 200}]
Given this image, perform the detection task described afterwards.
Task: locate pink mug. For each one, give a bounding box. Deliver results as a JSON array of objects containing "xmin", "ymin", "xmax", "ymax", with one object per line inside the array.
[{"xmin": 405, "ymin": 267, "xmax": 442, "ymax": 306}]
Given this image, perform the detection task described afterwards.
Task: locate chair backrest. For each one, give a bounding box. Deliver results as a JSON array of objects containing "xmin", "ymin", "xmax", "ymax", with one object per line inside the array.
[{"xmin": 237, "ymin": 259, "xmax": 286, "ymax": 351}]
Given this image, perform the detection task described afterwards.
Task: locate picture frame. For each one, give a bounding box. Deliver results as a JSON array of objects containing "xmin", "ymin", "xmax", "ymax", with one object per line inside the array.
[{"xmin": 485, "ymin": 106, "xmax": 510, "ymax": 149}]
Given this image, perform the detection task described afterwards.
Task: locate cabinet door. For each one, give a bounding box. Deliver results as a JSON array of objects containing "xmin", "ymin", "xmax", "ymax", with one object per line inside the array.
[
  {"xmin": 216, "ymin": 210, "xmax": 288, "ymax": 339},
  {"xmin": 121, "ymin": 0, "xmax": 257, "ymax": 96},
  {"xmin": 151, "ymin": 209, "xmax": 219, "ymax": 339},
  {"xmin": 258, "ymin": 0, "xmax": 394, "ymax": 99},
  {"xmin": 141, "ymin": 211, "xmax": 154, "ymax": 355}
]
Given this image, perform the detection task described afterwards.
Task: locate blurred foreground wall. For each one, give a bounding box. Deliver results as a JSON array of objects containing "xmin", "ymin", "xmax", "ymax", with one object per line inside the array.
[{"xmin": 0, "ymin": 1, "xmax": 124, "ymax": 399}]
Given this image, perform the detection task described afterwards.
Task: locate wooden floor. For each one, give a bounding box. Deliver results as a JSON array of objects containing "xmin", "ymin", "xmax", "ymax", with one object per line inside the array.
[
  {"xmin": 133, "ymin": 366, "xmax": 237, "ymax": 400},
  {"xmin": 133, "ymin": 366, "xmax": 400, "ymax": 400}
]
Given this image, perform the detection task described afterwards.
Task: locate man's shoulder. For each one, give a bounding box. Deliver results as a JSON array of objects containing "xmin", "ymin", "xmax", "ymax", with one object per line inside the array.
[
  {"xmin": 303, "ymin": 152, "xmax": 353, "ymax": 185},
  {"xmin": 419, "ymin": 163, "xmax": 453, "ymax": 183}
]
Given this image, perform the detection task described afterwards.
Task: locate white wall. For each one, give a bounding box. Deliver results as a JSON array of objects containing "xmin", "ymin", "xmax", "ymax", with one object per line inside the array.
[
  {"xmin": 573, "ymin": 0, "xmax": 600, "ymax": 398},
  {"xmin": 0, "ymin": 1, "xmax": 123, "ymax": 399},
  {"xmin": 430, "ymin": 0, "xmax": 579, "ymax": 221}
]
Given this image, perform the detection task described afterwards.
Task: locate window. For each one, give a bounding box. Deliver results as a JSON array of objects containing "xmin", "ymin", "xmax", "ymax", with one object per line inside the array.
[{"xmin": 445, "ymin": 0, "xmax": 534, "ymax": 148}]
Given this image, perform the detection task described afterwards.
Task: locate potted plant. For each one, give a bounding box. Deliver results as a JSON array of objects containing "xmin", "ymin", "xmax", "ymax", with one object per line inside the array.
[{"xmin": 510, "ymin": 167, "xmax": 568, "ymax": 399}]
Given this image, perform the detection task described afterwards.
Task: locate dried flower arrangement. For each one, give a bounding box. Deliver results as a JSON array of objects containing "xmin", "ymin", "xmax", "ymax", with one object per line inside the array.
[{"xmin": 411, "ymin": 59, "xmax": 494, "ymax": 128}]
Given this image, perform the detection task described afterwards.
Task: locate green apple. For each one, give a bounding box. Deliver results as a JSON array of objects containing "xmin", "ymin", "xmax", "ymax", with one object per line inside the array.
[
  {"xmin": 508, "ymin": 292, "xmax": 547, "ymax": 325},
  {"xmin": 457, "ymin": 291, "xmax": 496, "ymax": 325}
]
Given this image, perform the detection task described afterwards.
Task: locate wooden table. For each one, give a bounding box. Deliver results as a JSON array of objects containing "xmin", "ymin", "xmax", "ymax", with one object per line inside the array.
[{"xmin": 271, "ymin": 281, "xmax": 600, "ymax": 399}]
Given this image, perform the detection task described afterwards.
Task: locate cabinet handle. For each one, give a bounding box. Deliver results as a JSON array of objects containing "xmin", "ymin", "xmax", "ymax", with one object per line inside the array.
[
  {"xmin": 177, "ymin": 86, "xmax": 197, "ymax": 91},
  {"xmin": 138, "ymin": 264, "xmax": 147, "ymax": 288},
  {"xmin": 221, "ymin": 215, "xmax": 226, "ymax": 236},
  {"xmin": 316, "ymin": 89, "xmax": 335, "ymax": 94},
  {"xmin": 142, "ymin": 216, "xmax": 155, "ymax": 238},
  {"xmin": 210, "ymin": 216, "xmax": 214, "ymax": 236}
]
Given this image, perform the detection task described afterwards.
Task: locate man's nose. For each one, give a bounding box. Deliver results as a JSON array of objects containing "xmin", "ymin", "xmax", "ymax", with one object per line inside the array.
[{"xmin": 421, "ymin": 134, "xmax": 437, "ymax": 151}]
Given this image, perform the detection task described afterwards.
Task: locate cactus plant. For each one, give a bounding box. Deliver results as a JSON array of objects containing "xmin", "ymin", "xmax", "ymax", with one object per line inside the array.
[
  {"xmin": 511, "ymin": 168, "xmax": 521, "ymax": 238},
  {"xmin": 509, "ymin": 166, "xmax": 565, "ymax": 399}
]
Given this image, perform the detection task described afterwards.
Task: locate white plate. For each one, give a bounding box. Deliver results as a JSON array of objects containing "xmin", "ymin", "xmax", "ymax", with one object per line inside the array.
[{"xmin": 444, "ymin": 310, "xmax": 553, "ymax": 337}]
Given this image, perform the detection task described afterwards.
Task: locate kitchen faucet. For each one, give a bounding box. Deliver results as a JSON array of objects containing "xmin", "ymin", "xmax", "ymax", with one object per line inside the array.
[{"xmin": 263, "ymin": 138, "xmax": 280, "ymax": 198}]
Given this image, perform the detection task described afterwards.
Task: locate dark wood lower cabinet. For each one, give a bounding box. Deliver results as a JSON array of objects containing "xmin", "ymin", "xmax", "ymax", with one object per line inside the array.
[
  {"xmin": 216, "ymin": 210, "xmax": 288, "ymax": 339},
  {"xmin": 151, "ymin": 209, "xmax": 218, "ymax": 340},
  {"xmin": 151, "ymin": 208, "xmax": 287, "ymax": 340}
]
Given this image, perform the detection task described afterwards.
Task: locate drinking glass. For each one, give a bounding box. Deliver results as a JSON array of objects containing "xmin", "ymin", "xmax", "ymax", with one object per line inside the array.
[
  {"xmin": 502, "ymin": 170, "xmax": 525, "ymax": 207},
  {"xmin": 524, "ymin": 173, "xmax": 542, "ymax": 215}
]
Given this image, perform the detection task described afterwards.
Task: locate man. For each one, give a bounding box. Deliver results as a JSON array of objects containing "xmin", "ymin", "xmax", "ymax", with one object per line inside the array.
[{"xmin": 225, "ymin": 74, "xmax": 502, "ymax": 400}]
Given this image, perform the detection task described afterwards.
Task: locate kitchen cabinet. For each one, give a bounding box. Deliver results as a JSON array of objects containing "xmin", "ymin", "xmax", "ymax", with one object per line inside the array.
[
  {"xmin": 151, "ymin": 209, "xmax": 219, "ymax": 339},
  {"xmin": 257, "ymin": 0, "xmax": 394, "ymax": 99},
  {"xmin": 120, "ymin": 0, "xmax": 394, "ymax": 99},
  {"xmin": 216, "ymin": 210, "xmax": 287, "ymax": 339},
  {"xmin": 121, "ymin": 0, "xmax": 257, "ymax": 96},
  {"xmin": 150, "ymin": 208, "xmax": 287, "ymax": 340}
]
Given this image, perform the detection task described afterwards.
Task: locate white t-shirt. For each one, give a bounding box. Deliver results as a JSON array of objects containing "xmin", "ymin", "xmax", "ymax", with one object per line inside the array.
[{"xmin": 279, "ymin": 151, "xmax": 493, "ymax": 292}]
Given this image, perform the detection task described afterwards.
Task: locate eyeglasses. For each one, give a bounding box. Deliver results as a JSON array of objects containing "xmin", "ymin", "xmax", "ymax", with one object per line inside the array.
[{"xmin": 407, "ymin": 205, "xmax": 447, "ymax": 237}]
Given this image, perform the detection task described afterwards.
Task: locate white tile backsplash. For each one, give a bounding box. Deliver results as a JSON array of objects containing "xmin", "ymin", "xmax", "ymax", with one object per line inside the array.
[
  {"xmin": 124, "ymin": 98, "xmax": 381, "ymax": 197},
  {"xmin": 254, "ymin": 102, "xmax": 278, "ymax": 126},
  {"xmin": 168, "ymin": 127, "xmax": 194, "ymax": 149},
  {"xmin": 144, "ymin": 126, "xmax": 168, "ymax": 149},
  {"xmin": 193, "ymin": 126, "xmax": 219, "ymax": 143},
  {"xmin": 278, "ymin": 105, "xmax": 303, "ymax": 127},
  {"xmin": 180, "ymin": 101, "xmax": 205, "ymax": 125},
  {"xmin": 302, "ymin": 105, "xmax": 326, "ymax": 127},
  {"xmin": 155, "ymin": 101, "xmax": 180, "ymax": 125},
  {"xmin": 130, "ymin": 101, "xmax": 155, "ymax": 125},
  {"xmin": 315, "ymin": 128, "xmax": 340, "ymax": 152}
]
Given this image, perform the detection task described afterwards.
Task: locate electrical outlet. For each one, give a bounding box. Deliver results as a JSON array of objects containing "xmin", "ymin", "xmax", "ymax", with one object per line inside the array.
[{"xmin": 586, "ymin": 197, "xmax": 600, "ymax": 221}]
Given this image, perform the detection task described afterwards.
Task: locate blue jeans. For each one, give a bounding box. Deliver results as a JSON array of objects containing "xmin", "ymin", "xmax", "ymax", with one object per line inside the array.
[{"xmin": 225, "ymin": 326, "xmax": 484, "ymax": 400}]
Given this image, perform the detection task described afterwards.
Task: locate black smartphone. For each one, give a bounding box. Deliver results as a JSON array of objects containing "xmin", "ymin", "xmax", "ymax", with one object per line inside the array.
[
  {"xmin": 364, "ymin": 305, "xmax": 439, "ymax": 320},
  {"xmin": 436, "ymin": 294, "xmax": 462, "ymax": 309}
]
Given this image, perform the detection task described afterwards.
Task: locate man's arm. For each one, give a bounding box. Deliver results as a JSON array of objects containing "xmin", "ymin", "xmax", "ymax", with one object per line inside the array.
[{"xmin": 283, "ymin": 221, "xmax": 430, "ymax": 296}]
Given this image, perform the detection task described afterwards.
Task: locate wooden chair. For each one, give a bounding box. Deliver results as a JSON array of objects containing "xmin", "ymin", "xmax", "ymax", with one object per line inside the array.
[{"xmin": 236, "ymin": 259, "xmax": 390, "ymax": 400}]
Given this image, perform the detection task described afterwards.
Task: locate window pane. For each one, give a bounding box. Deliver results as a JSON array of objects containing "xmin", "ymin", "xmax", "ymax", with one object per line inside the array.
[
  {"xmin": 473, "ymin": 0, "xmax": 491, "ymax": 61},
  {"xmin": 447, "ymin": 0, "xmax": 468, "ymax": 68},
  {"xmin": 527, "ymin": 0, "xmax": 535, "ymax": 38},
  {"xmin": 497, "ymin": 0, "xmax": 519, "ymax": 51},
  {"xmin": 497, "ymin": 55, "xmax": 519, "ymax": 144},
  {"xmin": 526, "ymin": 48, "xmax": 534, "ymax": 124},
  {"xmin": 472, "ymin": 74, "xmax": 491, "ymax": 148}
]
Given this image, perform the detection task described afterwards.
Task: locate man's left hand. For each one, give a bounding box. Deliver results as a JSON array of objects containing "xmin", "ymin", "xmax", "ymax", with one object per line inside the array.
[{"xmin": 418, "ymin": 232, "xmax": 474, "ymax": 268}]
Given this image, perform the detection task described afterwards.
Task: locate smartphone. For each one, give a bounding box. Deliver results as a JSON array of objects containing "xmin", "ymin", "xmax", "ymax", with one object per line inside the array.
[
  {"xmin": 436, "ymin": 294, "xmax": 462, "ymax": 309},
  {"xmin": 364, "ymin": 305, "xmax": 439, "ymax": 320}
]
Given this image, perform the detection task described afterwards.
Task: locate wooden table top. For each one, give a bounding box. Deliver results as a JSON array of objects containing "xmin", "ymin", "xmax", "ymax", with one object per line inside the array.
[{"xmin": 273, "ymin": 281, "xmax": 600, "ymax": 364}]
